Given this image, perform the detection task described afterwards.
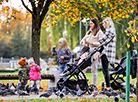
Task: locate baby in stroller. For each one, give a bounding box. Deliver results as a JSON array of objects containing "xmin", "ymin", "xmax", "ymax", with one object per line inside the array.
[{"xmin": 60, "ymin": 46, "xmax": 91, "ymax": 77}]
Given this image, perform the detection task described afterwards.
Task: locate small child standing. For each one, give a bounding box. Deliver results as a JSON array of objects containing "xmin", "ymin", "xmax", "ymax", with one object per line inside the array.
[
  {"xmin": 52, "ymin": 37, "xmax": 72, "ymax": 74},
  {"xmin": 18, "ymin": 57, "xmax": 31, "ymax": 90},
  {"xmin": 28, "ymin": 58, "xmax": 41, "ymax": 91}
]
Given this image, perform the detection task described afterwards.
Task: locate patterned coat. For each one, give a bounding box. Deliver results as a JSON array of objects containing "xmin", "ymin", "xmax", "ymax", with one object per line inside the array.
[
  {"xmin": 18, "ymin": 65, "xmax": 31, "ymax": 81},
  {"xmin": 52, "ymin": 47, "xmax": 72, "ymax": 64},
  {"xmin": 99, "ymin": 27, "xmax": 116, "ymax": 64}
]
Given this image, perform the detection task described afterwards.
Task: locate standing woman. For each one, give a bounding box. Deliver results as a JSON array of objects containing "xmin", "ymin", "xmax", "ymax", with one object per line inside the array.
[
  {"xmin": 91, "ymin": 17, "xmax": 116, "ymax": 94},
  {"xmin": 81, "ymin": 18, "xmax": 104, "ymax": 86},
  {"xmin": 52, "ymin": 38, "xmax": 72, "ymax": 74}
]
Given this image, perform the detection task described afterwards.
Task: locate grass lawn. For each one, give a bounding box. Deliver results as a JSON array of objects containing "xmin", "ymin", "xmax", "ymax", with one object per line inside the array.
[{"xmin": 0, "ymin": 71, "xmax": 137, "ymax": 102}]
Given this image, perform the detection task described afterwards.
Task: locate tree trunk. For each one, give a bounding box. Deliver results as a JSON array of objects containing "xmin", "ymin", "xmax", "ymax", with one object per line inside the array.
[{"xmin": 31, "ymin": 18, "xmax": 41, "ymax": 65}]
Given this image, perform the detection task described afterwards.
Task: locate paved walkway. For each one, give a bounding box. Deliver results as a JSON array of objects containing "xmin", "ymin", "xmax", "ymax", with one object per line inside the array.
[
  {"xmin": 0, "ymin": 91, "xmax": 136, "ymax": 101},
  {"xmin": 0, "ymin": 92, "xmax": 114, "ymax": 100}
]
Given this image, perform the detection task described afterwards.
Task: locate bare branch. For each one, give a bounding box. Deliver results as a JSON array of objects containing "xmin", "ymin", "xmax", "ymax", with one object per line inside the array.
[
  {"xmin": 40, "ymin": 0, "xmax": 54, "ymax": 23},
  {"xmin": 114, "ymin": 20, "xmax": 128, "ymax": 29},
  {"xmin": 29, "ymin": 0, "xmax": 37, "ymax": 15},
  {"xmin": 38, "ymin": 0, "xmax": 45, "ymax": 14},
  {"xmin": 21, "ymin": 0, "xmax": 32, "ymax": 14},
  {"xmin": 114, "ymin": 20, "xmax": 137, "ymax": 50}
]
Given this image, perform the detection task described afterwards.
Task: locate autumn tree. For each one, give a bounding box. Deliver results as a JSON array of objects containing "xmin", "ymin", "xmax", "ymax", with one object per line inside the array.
[
  {"xmin": 0, "ymin": 5, "xmax": 32, "ymax": 58},
  {"xmin": 0, "ymin": 5, "xmax": 31, "ymax": 34},
  {"xmin": 10, "ymin": 23, "xmax": 31, "ymax": 58},
  {"xmin": 19, "ymin": 0, "xmax": 55, "ymax": 65},
  {"xmin": 0, "ymin": 33, "xmax": 11, "ymax": 57}
]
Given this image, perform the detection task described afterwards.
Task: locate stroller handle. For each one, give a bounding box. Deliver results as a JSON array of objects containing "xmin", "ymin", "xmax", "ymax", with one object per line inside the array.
[{"xmin": 85, "ymin": 36, "xmax": 114, "ymax": 59}]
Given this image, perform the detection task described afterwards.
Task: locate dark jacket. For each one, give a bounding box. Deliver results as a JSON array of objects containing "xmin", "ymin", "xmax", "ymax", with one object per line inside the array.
[{"xmin": 18, "ymin": 65, "xmax": 31, "ymax": 81}]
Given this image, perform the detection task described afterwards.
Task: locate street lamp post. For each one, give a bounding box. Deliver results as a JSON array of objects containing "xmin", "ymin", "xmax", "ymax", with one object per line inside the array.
[
  {"xmin": 82, "ymin": 18, "xmax": 89, "ymax": 34},
  {"xmin": 79, "ymin": 17, "xmax": 82, "ymax": 47}
]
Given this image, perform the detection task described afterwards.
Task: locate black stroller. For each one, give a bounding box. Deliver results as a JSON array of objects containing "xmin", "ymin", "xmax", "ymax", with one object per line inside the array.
[
  {"xmin": 101, "ymin": 50, "xmax": 137, "ymax": 95},
  {"xmin": 55, "ymin": 47, "xmax": 103, "ymax": 97},
  {"xmin": 39, "ymin": 45, "xmax": 103, "ymax": 98},
  {"xmin": 50, "ymin": 41, "xmax": 111, "ymax": 98}
]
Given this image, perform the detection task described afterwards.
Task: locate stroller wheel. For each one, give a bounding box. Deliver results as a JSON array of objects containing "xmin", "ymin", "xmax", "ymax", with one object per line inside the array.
[{"xmin": 88, "ymin": 84, "xmax": 97, "ymax": 95}]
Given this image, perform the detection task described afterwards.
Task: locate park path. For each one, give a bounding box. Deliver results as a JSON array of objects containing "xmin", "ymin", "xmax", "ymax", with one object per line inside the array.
[{"xmin": 0, "ymin": 91, "xmax": 113, "ymax": 100}]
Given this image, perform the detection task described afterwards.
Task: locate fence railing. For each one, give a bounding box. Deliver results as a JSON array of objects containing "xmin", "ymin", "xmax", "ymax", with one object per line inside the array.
[{"xmin": 0, "ymin": 57, "xmax": 58, "ymax": 74}]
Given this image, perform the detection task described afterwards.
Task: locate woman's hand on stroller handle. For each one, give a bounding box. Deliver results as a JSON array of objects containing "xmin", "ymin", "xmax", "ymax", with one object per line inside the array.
[{"xmin": 85, "ymin": 41, "xmax": 93, "ymax": 45}]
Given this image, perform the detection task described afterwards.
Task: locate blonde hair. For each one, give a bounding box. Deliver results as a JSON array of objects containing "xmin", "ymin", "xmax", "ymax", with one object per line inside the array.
[
  {"xmin": 103, "ymin": 17, "xmax": 115, "ymax": 29},
  {"xmin": 59, "ymin": 37, "xmax": 70, "ymax": 49}
]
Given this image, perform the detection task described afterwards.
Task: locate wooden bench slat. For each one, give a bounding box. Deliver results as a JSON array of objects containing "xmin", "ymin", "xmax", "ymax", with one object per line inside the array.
[{"xmin": 0, "ymin": 74, "xmax": 55, "ymax": 81}]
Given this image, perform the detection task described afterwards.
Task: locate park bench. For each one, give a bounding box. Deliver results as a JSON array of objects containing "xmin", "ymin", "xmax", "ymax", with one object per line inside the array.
[{"xmin": 0, "ymin": 74, "xmax": 55, "ymax": 81}]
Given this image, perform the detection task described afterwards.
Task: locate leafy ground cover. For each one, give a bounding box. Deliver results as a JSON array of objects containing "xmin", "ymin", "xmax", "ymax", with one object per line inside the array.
[
  {"xmin": 0, "ymin": 71, "xmax": 137, "ymax": 102},
  {"xmin": 0, "ymin": 97, "xmax": 137, "ymax": 102}
]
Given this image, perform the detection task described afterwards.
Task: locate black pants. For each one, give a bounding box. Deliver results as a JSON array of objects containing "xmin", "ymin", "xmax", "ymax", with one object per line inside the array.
[{"xmin": 101, "ymin": 54, "xmax": 110, "ymax": 87}]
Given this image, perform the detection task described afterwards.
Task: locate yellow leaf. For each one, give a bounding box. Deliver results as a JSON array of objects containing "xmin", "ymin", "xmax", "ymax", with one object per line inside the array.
[
  {"xmin": 133, "ymin": 30, "xmax": 136, "ymax": 33},
  {"xmin": 102, "ymin": 3, "xmax": 105, "ymax": 6},
  {"xmin": 127, "ymin": 33, "xmax": 130, "ymax": 36},
  {"xmin": 134, "ymin": 20, "xmax": 136, "ymax": 24},
  {"xmin": 119, "ymin": 9, "xmax": 122, "ymax": 12},
  {"xmin": 126, "ymin": 14, "xmax": 129, "ymax": 18},
  {"xmin": 127, "ymin": 43, "xmax": 130, "ymax": 48},
  {"xmin": 0, "ymin": 99, "xmax": 3, "ymax": 102},
  {"xmin": 130, "ymin": 20, "xmax": 133, "ymax": 24},
  {"xmin": 48, "ymin": 98, "xmax": 53, "ymax": 101},
  {"xmin": 65, "ymin": 9, "xmax": 69, "ymax": 12},
  {"xmin": 99, "ymin": 6, "xmax": 102, "ymax": 9},
  {"xmin": 66, "ymin": 96, "xmax": 71, "ymax": 100},
  {"xmin": 130, "ymin": 10, "xmax": 133, "ymax": 13},
  {"xmin": 55, "ymin": 10, "xmax": 61, "ymax": 13},
  {"xmin": 131, "ymin": 37, "xmax": 135, "ymax": 43},
  {"xmin": 9, "ymin": 99, "xmax": 13, "ymax": 102},
  {"xmin": 122, "ymin": 16, "xmax": 125, "ymax": 18},
  {"xmin": 124, "ymin": 30, "xmax": 128, "ymax": 33}
]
